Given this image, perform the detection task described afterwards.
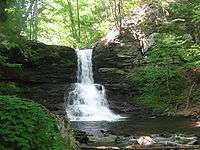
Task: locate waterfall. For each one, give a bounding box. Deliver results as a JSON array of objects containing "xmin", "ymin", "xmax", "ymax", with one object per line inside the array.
[{"xmin": 66, "ymin": 49, "xmax": 120, "ymax": 121}]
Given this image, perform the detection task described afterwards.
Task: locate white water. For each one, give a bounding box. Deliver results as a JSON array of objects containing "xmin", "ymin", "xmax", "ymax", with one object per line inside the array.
[{"xmin": 66, "ymin": 49, "xmax": 120, "ymax": 121}]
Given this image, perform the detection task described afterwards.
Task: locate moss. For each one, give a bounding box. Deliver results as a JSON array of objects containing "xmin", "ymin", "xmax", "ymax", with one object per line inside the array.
[
  {"xmin": 0, "ymin": 82, "xmax": 29, "ymax": 95},
  {"xmin": 0, "ymin": 96, "xmax": 74, "ymax": 150},
  {"xmin": 4, "ymin": 63, "xmax": 22, "ymax": 68}
]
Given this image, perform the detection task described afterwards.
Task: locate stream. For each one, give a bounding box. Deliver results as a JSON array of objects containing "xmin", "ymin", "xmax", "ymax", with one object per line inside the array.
[
  {"xmin": 71, "ymin": 115, "xmax": 199, "ymax": 136},
  {"xmin": 70, "ymin": 116, "xmax": 200, "ymax": 149}
]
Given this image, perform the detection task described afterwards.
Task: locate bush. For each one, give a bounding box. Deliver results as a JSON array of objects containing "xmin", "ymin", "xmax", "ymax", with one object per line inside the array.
[
  {"xmin": 128, "ymin": 66, "xmax": 187, "ymax": 112},
  {"xmin": 0, "ymin": 96, "xmax": 73, "ymax": 150},
  {"xmin": 131, "ymin": 0, "xmax": 200, "ymax": 112}
]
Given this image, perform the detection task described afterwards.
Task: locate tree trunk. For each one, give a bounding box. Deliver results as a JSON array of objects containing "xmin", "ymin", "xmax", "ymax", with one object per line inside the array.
[
  {"xmin": 118, "ymin": 0, "xmax": 123, "ymax": 34},
  {"xmin": 166, "ymin": 67, "xmax": 172, "ymax": 103},
  {"xmin": 76, "ymin": 0, "xmax": 81, "ymax": 43},
  {"xmin": 32, "ymin": 0, "xmax": 38, "ymax": 40},
  {"xmin": 185, "ymin": 82, "xmax": 195, "ymax": 110},
  {"xmin": 67, "ymin": 0, "xmax": 78, "ymax": 46},
  {"xmin": 114, "ymin": 0, "xmax": 118, "ymax": 27},
  {"xmin": 110, "ymin": 0, "xmax": 123, "ymax": 34}
]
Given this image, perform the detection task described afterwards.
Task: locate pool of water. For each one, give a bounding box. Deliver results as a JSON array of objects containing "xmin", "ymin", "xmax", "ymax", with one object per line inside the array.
[{"xmin": 70, "ymin": 115, "xmax": 200, "ymax": 136}]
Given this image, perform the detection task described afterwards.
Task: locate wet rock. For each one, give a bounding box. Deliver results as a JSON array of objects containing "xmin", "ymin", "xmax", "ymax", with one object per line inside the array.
[
  {"xmin": 125, "ymin": 144, "xmax": 200, "ymax": 150},
  {"xmin": 152, "ymin": 134, "xmax": 199, "ymax": 146},
  {"xmin": 74, "ymin": 130, "xmax": 89, "ymax": 144},
  {"xmin": 81, "ymin": 132, "xmax": 200, "ymax": 149},
  {"xmin": 137, "ymin": 136, "xmax": 155, "ymax": 146},
  {"xmin": 88, "ymin": 133, "xmax": 117, "ymax": 144},
  {"xmin": 195, "ymin": 121, "xmax": 200, "ymax": 127},
  {"xmin": 191, "ymin": 115, "xmax": 200, "ymax": 121},
  {"xmin": 115, "ymin": 136, "xmax": 137, "ymax": 145},
  {"xmin": 100, "ymin": 130, "xmax": 114, "ymax": 135},
  {"xmin": 187, "ymin": 139, "xmax": 199, "ymax": 145},
  {"xmin": 0, "ymin": 42, "xmax": 76, "ymax": 115}
]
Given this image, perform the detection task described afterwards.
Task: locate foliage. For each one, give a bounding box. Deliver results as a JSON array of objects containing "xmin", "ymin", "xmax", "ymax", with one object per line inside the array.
[
  {"xmin": 128, "ymin": 66, "xmax": 186, "ymax": 112},
  {"xmin": 3, "ymin": 63, "xmax": 22, "ymax": 68},
  {"xmin": 151, "ymin": 0, "xmax": 200, "ymax": 68},
  {"xmin": 127, "ymin": 0, "xmax": 200, "ymax": 112},
  {"xmin": 0, "ymin": 96, "xmax": 74, "ymax": 150},
  {"xmin": 1, "ymin": 0, "xmax": 137, "ymax": 48},
  {"xmin": 0, "ymin": 51, "xmax": 22, "ymax": 69},
  {"xmin": 5, "ymin": 0, "xmax": 46, "ymax": 41},
  {"xmin": 0, "ymin": 55, "xmax": 7, "ymax": 66},
  {"xmin": 0, "ymin": 82, "xmax": 28, "ymax": 95},
  {"xmin": 170, "ymin": 0, "xmax": 200, "ymax": 42},
  {"xmin": 150, "ymin": 33, "xmax": 192, "ymax": 64},
  {"xmin": 37, "ymin": 0, "xmax": 113, "ymax": 47}
]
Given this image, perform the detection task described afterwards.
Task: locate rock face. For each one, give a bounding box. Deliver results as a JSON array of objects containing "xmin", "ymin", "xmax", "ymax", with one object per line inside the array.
[
  {"xmin": 0, "ymin": 42, "xmax": 76, "ymax": 115},
  {"xmin": 92, "ymin": 2, "xmax": 170, "ymax": 114},
  {"xmin": 93, "ymin": 30, "xmax": 148, "ymax": 114},
  {"xmin": 93, "ymin": 35, "xmax": 148, "ymax": 114},
  {"xmin": 93, "ymin": 26, "xmax": 149, "ymax": 115}
]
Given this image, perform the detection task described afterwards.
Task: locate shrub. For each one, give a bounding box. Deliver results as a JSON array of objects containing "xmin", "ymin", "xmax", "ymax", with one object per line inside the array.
[
  {"xmin": 128, "ymin": 66, "xmax": 186, "ymax": 112},
  {"xmin": 0, "ymin": 96, "xmax": 73, "ymax": 150}
]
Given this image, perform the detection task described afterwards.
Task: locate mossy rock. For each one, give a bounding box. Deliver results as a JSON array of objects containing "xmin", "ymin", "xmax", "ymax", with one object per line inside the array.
[
  {"xmin": 0, "ymin": 96, "xmax": 74, "ymax": 150},
  {"xmin": 0, "ymin": 82, "xmax": 29, "ymax": 96}
]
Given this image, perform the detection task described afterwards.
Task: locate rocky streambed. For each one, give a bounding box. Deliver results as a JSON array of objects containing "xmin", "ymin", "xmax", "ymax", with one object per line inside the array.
[
  {"xmin": 72, "ymin": 116, "xmax": 200, "ymax": 150},
  {"xmin": 81, "ymin": 133, "xmax": 199, "ymax": 149}
]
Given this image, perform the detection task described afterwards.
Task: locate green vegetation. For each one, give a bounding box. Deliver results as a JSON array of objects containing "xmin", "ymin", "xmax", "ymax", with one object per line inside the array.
[
  {"xmin": 1, "ymin": 0, "xmax": 137, "ymax": 48},
  {"xmin": 128, "ymin": 0, "xmax": 200, "ymax": 112},
  {"xmin": 1, "ymin": 2, "xmax": 80, "ymax": 148},
  {"xmin": 128, "ymin": 66, "xmax": 187, "ymax": 112},
  {"xmin": 0, "ymin": 96, "xmax": 75, "ymax": 150},
  {"xmin": 0, "ymin": 82, "xmax": 29, "ymax": 95},
  {"xmin": 0, "ymin": 0, "xmax": 200, "ymax": 148}
]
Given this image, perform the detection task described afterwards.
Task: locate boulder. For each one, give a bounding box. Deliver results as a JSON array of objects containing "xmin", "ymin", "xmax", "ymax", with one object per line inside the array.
[{"xmin": 137, "ymin": 136, "xmax": 155, "ymax": 146}]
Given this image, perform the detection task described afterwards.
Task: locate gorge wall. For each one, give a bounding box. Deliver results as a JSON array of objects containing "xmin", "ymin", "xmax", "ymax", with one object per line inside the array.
[
  {"xmin": 93, "ymin": 1, "xmax": 200, "ymax": 116},
  {"xmin": 92, "ymin": 3, "xmax": 167, "ymax": 114},
  {"xmin": 93, "ymin": 33, "xmax": 148, "ymax": 114},
  {"xmin": 0, "ymin": 42, "xmax": 76, "ymax": 115}
]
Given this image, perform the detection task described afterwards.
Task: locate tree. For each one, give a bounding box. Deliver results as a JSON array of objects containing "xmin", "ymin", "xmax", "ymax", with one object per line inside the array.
[
  {"xmin": 76, "ymin": 0, "xmax": 81, "ymax": 43},
  {"xmin": 2, "ymin": 0, "xmax": 45, "ymax": 41},
  {"xmin": 109, "ymin": 0, "xmax": 124, "ymax": 34},
  {"xmin": 66, "ymin": 0, "xmax": 76, "ymax": 40},
  {"xmin": 1, "ymin": 0, "xmax": 136, "ymax": 47}
]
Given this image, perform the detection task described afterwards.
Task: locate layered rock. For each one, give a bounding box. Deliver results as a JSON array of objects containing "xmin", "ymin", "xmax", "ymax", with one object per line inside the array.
[
  {"xmin": 0, "ymin": 42, "xmax": 76, "ymax": 115},
  {"xmin": 93, "ymin": 38, "xmax": 147, "ymax": 114},
  {"xmin": 93, "ymin": 2, "xmax": 170, "ymax": 114}
]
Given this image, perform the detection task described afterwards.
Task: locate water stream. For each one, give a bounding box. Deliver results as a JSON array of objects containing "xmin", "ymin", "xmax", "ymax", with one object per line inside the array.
[
  {"xmin": 65, "ymin": 49, "xmax": 120, "ymax": 121},
  {"xmin": 71, "ymin": 116, "xmax": 200, "ymax": 136}
]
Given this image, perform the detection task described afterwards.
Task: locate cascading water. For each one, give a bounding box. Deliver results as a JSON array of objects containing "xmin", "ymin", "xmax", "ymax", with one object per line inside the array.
[{"xmin": 66, "ymin": 49, "xmax": 120, "ymax": 121}]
